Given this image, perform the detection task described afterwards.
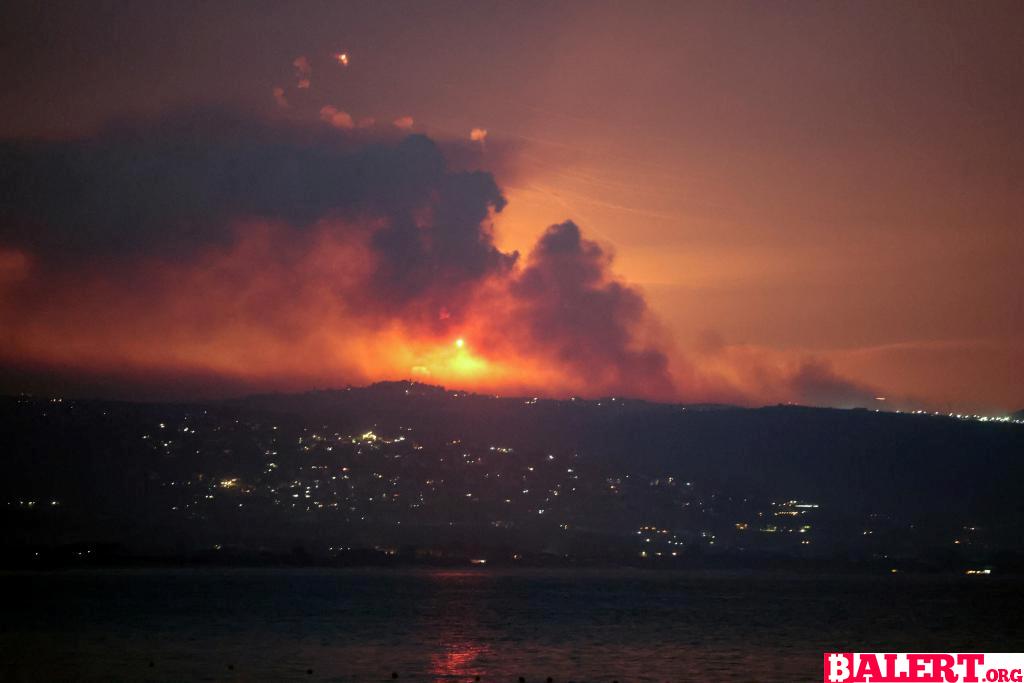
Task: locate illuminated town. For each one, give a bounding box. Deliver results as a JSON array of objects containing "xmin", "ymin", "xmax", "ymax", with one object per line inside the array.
[{"xmin": 3, "ymin": 382, "xmax": 1021, "ymax": 571}]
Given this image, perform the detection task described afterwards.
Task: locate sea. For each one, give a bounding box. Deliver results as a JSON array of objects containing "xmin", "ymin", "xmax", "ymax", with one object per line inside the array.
[{"xmin": 2, "ymin": 568, "xmax": 1021, "ymax": 682}]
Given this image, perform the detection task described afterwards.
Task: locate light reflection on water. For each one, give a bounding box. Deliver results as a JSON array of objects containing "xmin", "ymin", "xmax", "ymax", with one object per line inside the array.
[
  {"xmin": 426, "ymin": 570, "xmax": 491, "ymax": 681},
  {"xmin": 429, "ymin": 641, "xmax": 489, "ymax": 681},
  {"xmin": 1, "ymin": 568, "xmax": 1022, "ymax": 682}
]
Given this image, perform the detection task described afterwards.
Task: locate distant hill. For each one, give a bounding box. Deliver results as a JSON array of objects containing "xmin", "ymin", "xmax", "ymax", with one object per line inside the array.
[
  {"xmin": 2, "ymin": 381, "xmax": 1023, "ymax": 569},
  {"xmin": 233, "ymin": 381, "xmax": 1024, "ymax": 515}
]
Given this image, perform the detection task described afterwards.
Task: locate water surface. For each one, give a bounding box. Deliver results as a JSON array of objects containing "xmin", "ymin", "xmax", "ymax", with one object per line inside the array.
[{"xmin": 2, "ymin": 568, "xmax": 1021, "ymax": 682}]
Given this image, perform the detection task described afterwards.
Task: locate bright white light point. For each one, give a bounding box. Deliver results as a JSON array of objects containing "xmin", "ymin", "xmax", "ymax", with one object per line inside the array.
[{"xmin": 455, "ymin": 338, "xmax": 465, "ymax": 348}]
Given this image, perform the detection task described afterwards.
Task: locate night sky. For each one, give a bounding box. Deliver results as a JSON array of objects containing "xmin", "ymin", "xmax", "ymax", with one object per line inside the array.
[{"xmin": 1, "ymin": 1, "xmax": 1021, "ymax": 412}]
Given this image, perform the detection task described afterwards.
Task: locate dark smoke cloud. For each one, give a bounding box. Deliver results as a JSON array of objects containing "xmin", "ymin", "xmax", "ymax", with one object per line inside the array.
[
  {"xmin": 510, "ymin": 221, "xmax": 674, "ymax": 397},
  {"xmin": 0, "ymin": 110, "xmax": 513, "ymax": 317},
  {"xmin": 0, "ymin": 110, "xmax": 677, "ymax": 399},
  {"xmin": 0, "ymin": 109, "xmax": 886, "ymax": 405},
  {"xmin": 785, "ymin": 359, "xmax": 877, "ymax": 408},
  {"xmin": 0, "ymin": 109, "xmax": 887, "ymax": 406},
  {"xmin": 369, "ymin": 169, "xmax": 515, "ymax": 316}
]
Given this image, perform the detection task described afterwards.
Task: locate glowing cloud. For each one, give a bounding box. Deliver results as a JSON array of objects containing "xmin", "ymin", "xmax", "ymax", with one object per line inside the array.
[
  {"xmin": 292, "ymin": 55, "xmax": 312, "ymax": 88},
  {"xmin": 319, "ymin": 105, "xmax": 355, "ymax": 129},
  {"xmin": 0, "ymin": 110, "xmax": 881, "ymax": 407},
  {"xmin": 393, "ymin": 116, "xmax": 414, "ymax": 130}
]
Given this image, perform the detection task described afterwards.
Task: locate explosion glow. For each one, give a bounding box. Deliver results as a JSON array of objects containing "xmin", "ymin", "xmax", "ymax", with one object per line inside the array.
[
  {"xmin": 0, "ymin": 113, "xmax": 948, "ymax": 407},
  {"xmin": 0, "ymin": 5, "xmax": 1021, "ymax": 415},
  {"xmin": 0, "ymin": 116, "xmax": 688, "ymax": 402}
]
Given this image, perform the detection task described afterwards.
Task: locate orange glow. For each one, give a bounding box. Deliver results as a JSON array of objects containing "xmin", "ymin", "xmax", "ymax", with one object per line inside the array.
[
  {"xmin": 0, "ymin": 248, "xmax": 31, "ymax": 285},
  {"xmin": 1, "ymin": 4, "xmax": 1022, "ymax": 414},
  {"xmin": 407, "ymin": 337, "xmax": 492, "ymax": 383},
  {"xmin": 0, "ymin": 216, "xmax": 906, "ymax": 406},
  {"xmin": 0, "ymin": 220, "xmax": 662, "ymax": 400}
]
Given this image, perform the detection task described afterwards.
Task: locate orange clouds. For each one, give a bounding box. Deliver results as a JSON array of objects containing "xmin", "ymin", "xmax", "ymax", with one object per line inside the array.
[
  {"xmin": 677, "ymin": 338, "xmax": 882, "ymax": 408},
  {"xmin": 0, "ymin": 112, "xmax": 893, "ymax": 408},
  {"xmin": 319, "ymin": 105, "xmax": 354, "ymax": 129},
  {"xmin": 292, "ymin": 55, "xmax": 312, "ymax": 89},
  {"xmin": 272, "ymin": 86, "xmax": 289, "ymax": 108},
  {"xmin": 2, "ymin": 222, "xmax": 368, "ymax": 390},
  {"xmin": 0, "ymin": 219, "xmax": 645, "ymax": 399},
  {"xmin": 0, "ymin": 216, "xmax": 874, "ymax": 406}
]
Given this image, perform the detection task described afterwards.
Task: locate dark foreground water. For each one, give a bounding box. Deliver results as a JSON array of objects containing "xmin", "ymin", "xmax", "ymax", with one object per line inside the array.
[{"xmin": 1, "ymin": 568, "xmax": 1021, "ymax": 682}]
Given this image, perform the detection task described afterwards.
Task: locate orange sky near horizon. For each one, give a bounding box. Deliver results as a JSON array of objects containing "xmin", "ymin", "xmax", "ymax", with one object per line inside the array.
[{"xmin": 0, "ymin": 2, "xmax": 1021, "ymax": 412}]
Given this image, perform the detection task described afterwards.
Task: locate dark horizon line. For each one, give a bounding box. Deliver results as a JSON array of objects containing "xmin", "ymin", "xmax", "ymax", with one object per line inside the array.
[{"xmin": 7, "ymin": 378, "xmax": 1022, "ymax": 422}]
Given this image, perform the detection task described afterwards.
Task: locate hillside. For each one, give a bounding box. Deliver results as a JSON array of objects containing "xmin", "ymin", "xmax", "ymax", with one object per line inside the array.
[{"xmin": 2, "ymin": 382, "xmax": 1022, "ymax": 569}]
